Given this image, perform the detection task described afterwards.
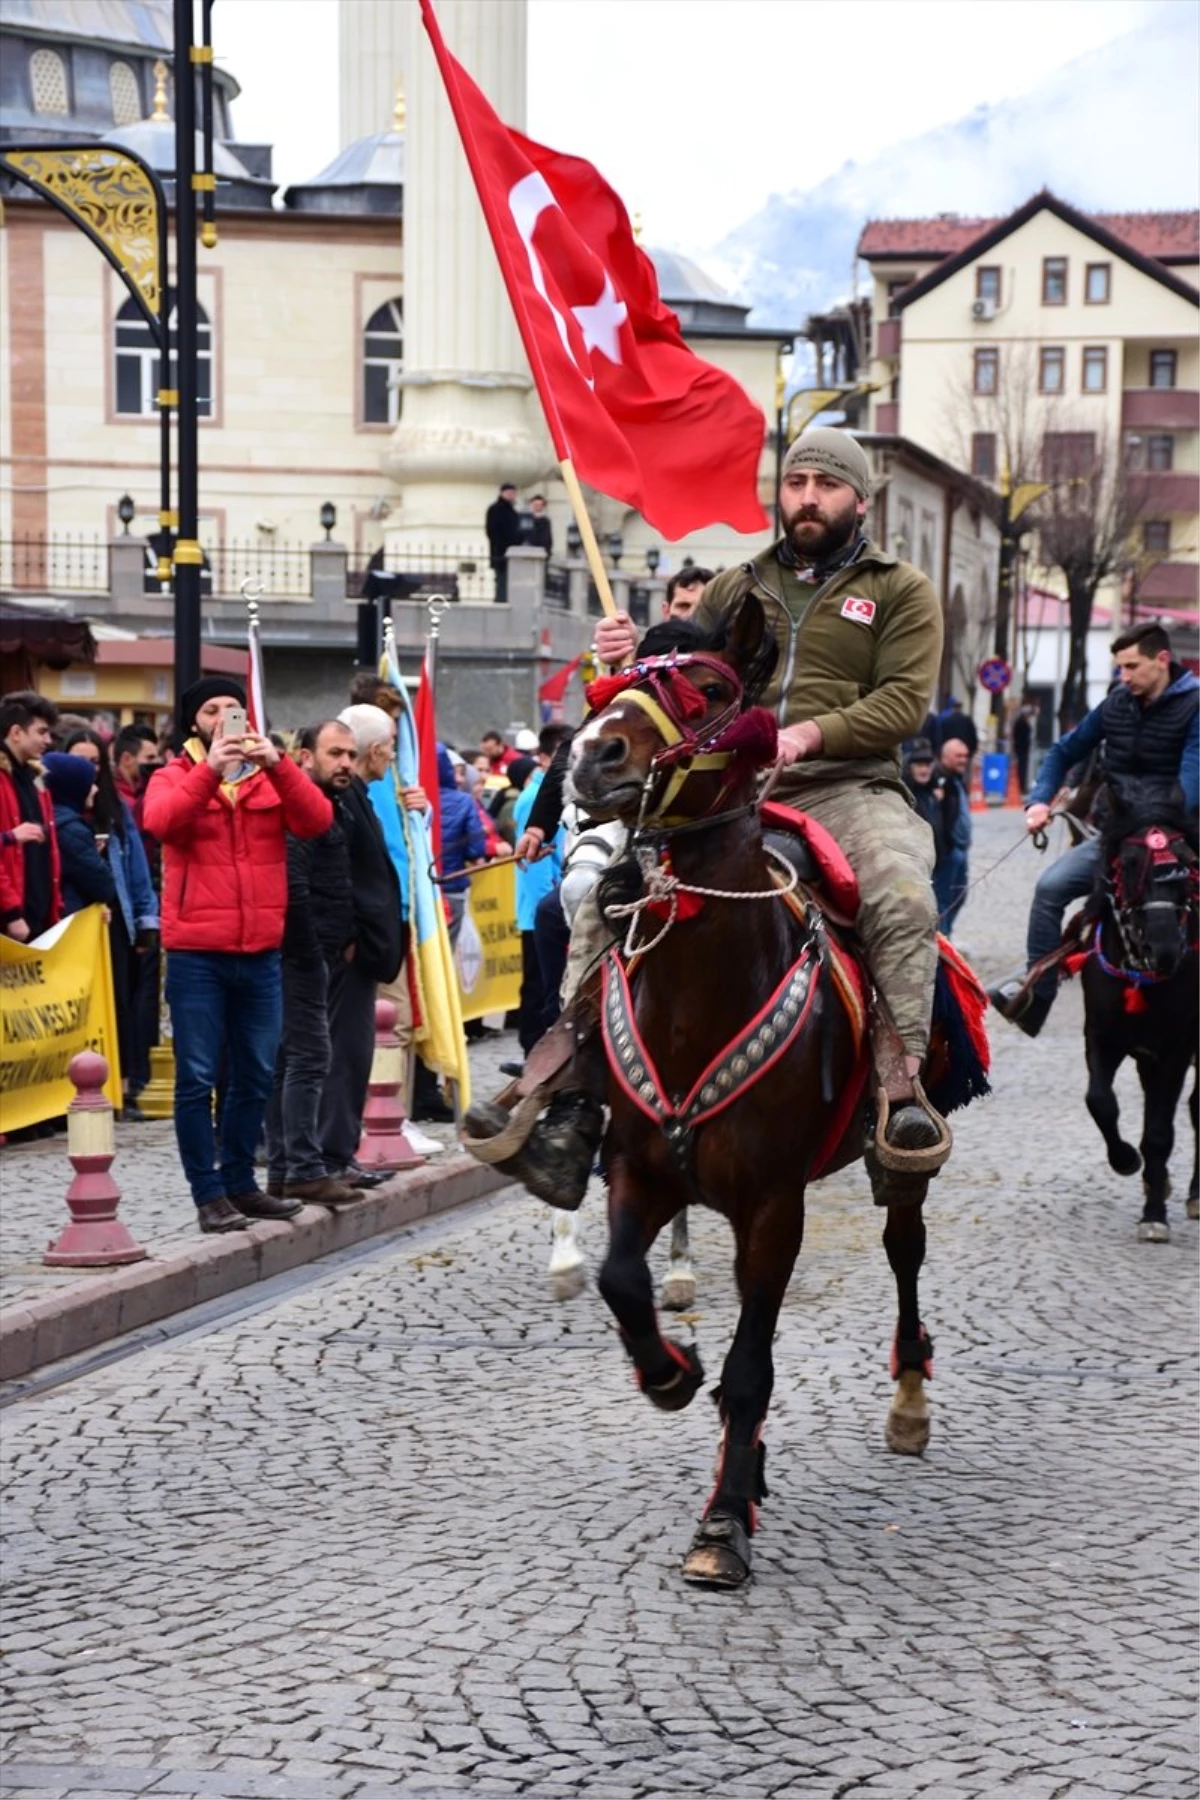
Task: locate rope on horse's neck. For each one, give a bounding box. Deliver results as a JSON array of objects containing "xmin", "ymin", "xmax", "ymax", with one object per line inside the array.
[{"xmin": 606, "ymin": 844, "xmax": 800, "ymax": 960}]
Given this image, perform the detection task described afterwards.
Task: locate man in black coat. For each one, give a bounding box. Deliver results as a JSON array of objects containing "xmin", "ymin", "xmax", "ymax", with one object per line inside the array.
[
  {"xmin": 319, "ymin": 705, "xmax": 405, "ymax": 1180},
  {"xmin": 265, "ymin": 720, "xmax": 362, "ymax": 1208},
  {"xmin": 485, "ymin": 482, "xmax": 521, "ymax": 603}
]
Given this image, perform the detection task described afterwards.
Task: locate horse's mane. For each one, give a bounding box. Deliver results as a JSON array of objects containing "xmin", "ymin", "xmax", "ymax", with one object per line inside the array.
[{"xmin": 637, "ymin": 603, "xmax": 779, "ymax": 708}]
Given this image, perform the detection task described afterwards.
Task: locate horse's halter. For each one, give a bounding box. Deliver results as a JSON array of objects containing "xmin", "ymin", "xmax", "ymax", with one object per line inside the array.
[
  {"xmin": 1106, "ymin": 826, "xmax": 1198, "ymax": 975},
  {"xmin": 583, "ymin": 652, "xmax": 751, "ymax": 833}
]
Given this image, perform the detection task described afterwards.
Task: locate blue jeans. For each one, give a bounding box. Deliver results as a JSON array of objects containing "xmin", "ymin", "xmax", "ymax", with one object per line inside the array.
[
  {"xmin": 1027, "ymin": 837, "xmax": 1103, "ymax": 998},
  {"xmin": 934, "ymin": 849, "xmax": 969, "ymax": 937},
  {"xmin": 166, "ymin": 949, "xmax": 282, "ymax": 1206}
]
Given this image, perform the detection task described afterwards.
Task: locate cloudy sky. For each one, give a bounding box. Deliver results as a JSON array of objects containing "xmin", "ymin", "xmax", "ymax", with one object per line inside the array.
[{"xmin": 217, "ymin": 0, "xmax": 1197, "ymax": 255}]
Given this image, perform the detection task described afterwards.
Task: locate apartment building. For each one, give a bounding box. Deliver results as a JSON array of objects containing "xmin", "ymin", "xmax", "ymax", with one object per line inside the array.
[{"xmin": 860, "ymin": 193, "xmax": 1199, "ymax": 660}]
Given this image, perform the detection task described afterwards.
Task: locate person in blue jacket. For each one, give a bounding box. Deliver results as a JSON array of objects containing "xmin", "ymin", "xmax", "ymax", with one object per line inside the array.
[
  {"xmin": 989, "ymin": 621, "xmax": 1199, "ymax": 1038},
  {"xmin": 436, "ymin": 743, "xmax": 487, "ymax": 946},
  {"xmin": 41, "ymin": 752, "xmax": 116, "ymax": 915}
]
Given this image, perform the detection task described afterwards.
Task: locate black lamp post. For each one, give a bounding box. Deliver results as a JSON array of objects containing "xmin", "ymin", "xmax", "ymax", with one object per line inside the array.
[
  {"xmin": 566, "ymin": 521, "xmax": 583, "ymax": 557},
  {"xmin": 319, "ymin": 501, "xmax": 337, "ymax": 541},
  {"xmin": 607, "ymin": 530, "xmax": 624, "ymax": 568},
  {"xmin": 117, "ymin": 494, "xmax": 135, "ymax": 536},
  {"xmin": 645, "ymin": 546, "xmax": 661, "ymax": 575}
]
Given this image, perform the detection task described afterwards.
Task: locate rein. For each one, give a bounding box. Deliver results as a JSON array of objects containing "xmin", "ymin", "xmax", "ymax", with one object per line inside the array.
[{"xmin": 604, "ymin": 843, "xmax": 800, "ymax": 959}]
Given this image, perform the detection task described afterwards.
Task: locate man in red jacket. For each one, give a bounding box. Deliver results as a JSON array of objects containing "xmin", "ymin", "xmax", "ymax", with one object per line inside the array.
[
  {"xmin": 142, "ymin": 677, "xmax": 333, "ymax": 1234},
  {"xmin": 0, "ymin": 691, "xmax": 62, "ymax": 943}
]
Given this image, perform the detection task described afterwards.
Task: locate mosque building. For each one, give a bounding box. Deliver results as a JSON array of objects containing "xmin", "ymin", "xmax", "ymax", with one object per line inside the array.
[{"xmin": 0, "ymin": 0, "xmax": 795, "ymax": 731}]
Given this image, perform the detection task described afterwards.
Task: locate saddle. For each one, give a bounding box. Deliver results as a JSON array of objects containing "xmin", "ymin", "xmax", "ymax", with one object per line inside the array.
[{"xmin": 761, "ymin": 800, "xmax": 861, "ymax": 922}]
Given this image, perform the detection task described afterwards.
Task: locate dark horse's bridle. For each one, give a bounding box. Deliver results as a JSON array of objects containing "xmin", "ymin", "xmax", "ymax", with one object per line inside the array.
[{"xmin": 1094, "ymin": 825, "xmax": 1198, "ymax": 999}]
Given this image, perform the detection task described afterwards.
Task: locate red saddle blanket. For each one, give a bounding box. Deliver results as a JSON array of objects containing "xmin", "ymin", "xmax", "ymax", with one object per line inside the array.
[{"xmin": 761, "ymin": 799, "xmax": 861, "ymax": 920}]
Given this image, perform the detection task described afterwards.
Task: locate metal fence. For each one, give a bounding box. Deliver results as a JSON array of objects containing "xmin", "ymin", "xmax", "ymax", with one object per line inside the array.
[
  {"xmin": 0, "ymin": 536, "xmax": 109, "ymax": 594},
  {"xmin": 348, "ymin": 542, "xmax": 496, "ymax": 604},
  {"xmin": 206, "ymin": 542, "xmax": 312, "ymax": 601}
]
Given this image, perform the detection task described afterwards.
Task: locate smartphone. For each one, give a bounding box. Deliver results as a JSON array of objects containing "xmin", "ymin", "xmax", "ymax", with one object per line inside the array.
[{"xmin": 219, "ymin": 705, "xmax": 247, "ymax": 740}]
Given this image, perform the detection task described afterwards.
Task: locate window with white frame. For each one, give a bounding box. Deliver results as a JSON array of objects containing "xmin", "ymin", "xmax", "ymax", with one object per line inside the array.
[
  {"xmin": 363, "ymin": 297, "xmax": 403, "ymax": 424},
  {"xmin": 114, "ymin": 293, "xmax": 212, "ymax": 418}
]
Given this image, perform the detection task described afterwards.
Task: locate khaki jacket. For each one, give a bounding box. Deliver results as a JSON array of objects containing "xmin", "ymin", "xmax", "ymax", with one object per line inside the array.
[{"xmin": 694, "ymin": 539, "xmax": 943, "ymax": 787}]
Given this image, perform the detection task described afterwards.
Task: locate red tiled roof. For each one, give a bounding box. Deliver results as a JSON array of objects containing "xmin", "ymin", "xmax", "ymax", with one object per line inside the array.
[{"xmin": 858, "ymin": 206, "xmax": 1199, "ymax": 265}]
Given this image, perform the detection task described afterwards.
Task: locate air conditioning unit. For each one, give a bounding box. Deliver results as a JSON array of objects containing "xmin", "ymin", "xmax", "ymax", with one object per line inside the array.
[{"xmin": 972, "ymin": 297, "xmax": 998, "ymax": 322}]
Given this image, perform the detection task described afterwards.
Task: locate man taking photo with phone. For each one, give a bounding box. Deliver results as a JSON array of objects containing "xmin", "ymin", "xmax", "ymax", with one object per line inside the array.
[{"xmin": 143, "ymin": 678, "xmax": 333, "ymax": 1234}]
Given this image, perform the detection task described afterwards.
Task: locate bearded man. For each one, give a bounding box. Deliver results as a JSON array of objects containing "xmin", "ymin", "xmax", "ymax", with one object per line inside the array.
[
  {"xmin": 142, "ymin": 678, "xmax": 333, "ymax": 1234},
  {"xmin": 465, "ymin": 427, "xmax": 950, "ymax": 1206}
]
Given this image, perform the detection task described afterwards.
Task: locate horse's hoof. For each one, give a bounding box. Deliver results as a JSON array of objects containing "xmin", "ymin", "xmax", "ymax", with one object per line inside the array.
[
  {"xmin": 1109, "ymin": 1143, "xmax": 1142, "ymax": 1177},
  {"xmin": 680, "ymin": 1512, "xmax": 752, "ymax": 1589},
  {"xmin": 886, "ymin": 1370, "xmax": 930, "ymax": 1456},
  {"xmin": 1186, "ymin": 1192, "xmax": 1199, "ymax": 1221},
  {"xmin": 550, "ymin": 1264, "xmax": 586, "ymax": 1301},
  {"xmin": 642, "ymin": 1342, "xmax": 704, "ymax": 1413},
  {"xmin": 1137, "ymin": 1218, "xmax": 1170, "ymax": 1243},
  {"xmin": 660, "ymin": 1271, "xmax": 696, "ymax": 1312}
]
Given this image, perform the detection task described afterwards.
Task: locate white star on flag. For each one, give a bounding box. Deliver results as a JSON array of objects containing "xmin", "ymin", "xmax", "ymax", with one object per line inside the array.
[{"xmin": 508, "ymin": 172, "xmax": 626, "ymax": 384}]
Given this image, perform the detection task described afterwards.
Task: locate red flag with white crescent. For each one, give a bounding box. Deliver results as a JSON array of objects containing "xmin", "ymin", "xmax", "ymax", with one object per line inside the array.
[
  {"xmin": 418, "ymin": 0, "xmax": 769, "ymax": 540},
  {"xmin": 246, "ymin": 612, "xmax": 267, "ymax": 735}
]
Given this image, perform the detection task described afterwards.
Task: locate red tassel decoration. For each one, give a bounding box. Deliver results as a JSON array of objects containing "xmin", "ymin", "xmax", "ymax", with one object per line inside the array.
[{"xmin": 1123, "ymin": 984, "xmax": 1149, "ymax": 1014}]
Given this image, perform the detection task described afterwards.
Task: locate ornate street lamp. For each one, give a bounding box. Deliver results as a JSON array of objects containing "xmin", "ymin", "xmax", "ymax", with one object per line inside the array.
[
  {"xmin": 566, "ymin": 521, "xmax": 583, "ymax": 557},
  {"xmin": 645, "ymin": 546, "xmax": 661, "ymax": 575},
  {"xmin": 607, "ymin": 530, "xmax": 624, "ymax": 568},
  {"xmin": 319, "ymin": 501, "xmax": 337, "ymax": 541},
  {"xmin": 117, "ymin": 494, "xmax": 136, "ymax": 535}
]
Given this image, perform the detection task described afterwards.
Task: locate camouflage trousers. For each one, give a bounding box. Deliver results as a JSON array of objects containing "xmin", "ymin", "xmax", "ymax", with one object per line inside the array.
[{"xmin": 561, "ymin": 776, "xmax": 937, "ymax": 1060}]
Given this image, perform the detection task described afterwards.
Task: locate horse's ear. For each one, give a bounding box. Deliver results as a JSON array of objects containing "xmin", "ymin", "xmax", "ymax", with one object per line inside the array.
[
  {"xmin": 721, "ymin": 592, "xmax": 778, "ymax": 702},
  {"xmin": 724, "ymin": 592, "xmax": 767, "ymax": 670}
]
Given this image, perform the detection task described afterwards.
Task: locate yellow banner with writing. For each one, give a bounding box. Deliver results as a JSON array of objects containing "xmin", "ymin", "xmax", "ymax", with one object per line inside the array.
[
  {"xmin": 0, "ymin": 906, "xmax": 122, "ymax": 1131},
  {"xmin": 454, "ymin": 861, "xmax": 523, "ymax": 1022}
]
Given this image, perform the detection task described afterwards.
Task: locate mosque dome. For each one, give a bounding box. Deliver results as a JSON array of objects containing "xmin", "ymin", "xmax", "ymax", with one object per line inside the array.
[
  {"xmin": 0, "ymin": 0, "xmax": 239, "ymax": 146},
  {"xmin": 647, "ymin": 247, "xmax": 752, "ymax": 331},
  {"xmin": 284, "ymin": 97, "xmax": 406, "ymax": 216}
]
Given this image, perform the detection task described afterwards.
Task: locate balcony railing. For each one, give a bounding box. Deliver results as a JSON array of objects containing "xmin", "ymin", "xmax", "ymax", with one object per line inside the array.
[{"xmin": 1121, "ymin": 388, "xmax": 1200, "ymax": 432}]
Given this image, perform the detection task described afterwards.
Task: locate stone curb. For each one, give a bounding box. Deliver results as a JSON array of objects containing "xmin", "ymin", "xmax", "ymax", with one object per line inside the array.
[{"xmin": 0, "ymin": 1153, "xmax": 507, "ymax": 1382}]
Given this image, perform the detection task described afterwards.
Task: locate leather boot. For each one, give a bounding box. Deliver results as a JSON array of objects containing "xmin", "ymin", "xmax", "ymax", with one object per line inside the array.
[
  {"xmin": 197, "ymin": 1194, "xmax": 251, "ymax": 1234},
  {"xmin": 987, "ymin": 981, "xmax": 1053, "ymax": 1039},
  {"xmin": 465, "ymin": 1090, "xmax": 604, "ymax": 1210}
]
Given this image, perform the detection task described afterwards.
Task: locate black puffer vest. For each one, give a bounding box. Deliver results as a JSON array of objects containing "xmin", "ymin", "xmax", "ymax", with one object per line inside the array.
[{"xmin": 1100, "ymin": 666, "xmax": 1199, "ymax": 788}]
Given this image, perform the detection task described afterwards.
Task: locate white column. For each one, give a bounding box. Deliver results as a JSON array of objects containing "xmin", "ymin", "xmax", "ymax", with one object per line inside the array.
[
  {"xmin": 338, "ymin": 0, "xmax": 405, "ymax": 145},
  {"xmin": 383, "ymin": 0, "xmax": 553, "ymax": 557}
]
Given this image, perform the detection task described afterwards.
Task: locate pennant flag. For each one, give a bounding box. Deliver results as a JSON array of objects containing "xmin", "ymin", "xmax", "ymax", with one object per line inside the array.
[
  {"xmin": 246, "ymin": 607, "xmax": 266, "ymax": 735},
  {"xmin": 538, "ymin": 652, "xmax": 584, "ymax": 706},
  {"xmin": 419, "ymin": 0, "xmax": 769, "ymax": 540},
  {"xmin": 380, "ymin": 635, "xmax": 470, "ymax": 1102},
  {"xmin": 412, "ymin": 642, "xmax": 442, "ymax": 863}
]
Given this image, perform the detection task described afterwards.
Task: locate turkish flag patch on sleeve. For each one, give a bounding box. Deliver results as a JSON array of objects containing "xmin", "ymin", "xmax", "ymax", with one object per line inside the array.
[{"xmin": 840, "ymin": 596, "xmax": 877, "ymax": 626}]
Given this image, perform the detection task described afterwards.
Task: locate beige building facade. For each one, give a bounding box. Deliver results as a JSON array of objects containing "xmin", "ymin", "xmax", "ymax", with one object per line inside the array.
[{"xmin": 860, "ymin": 194, "xmax": 1199, "ymax": 683}]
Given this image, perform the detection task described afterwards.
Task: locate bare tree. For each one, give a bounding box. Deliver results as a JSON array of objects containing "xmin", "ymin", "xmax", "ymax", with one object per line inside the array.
[{"xmin": 941, "ymin": 350, "xmax": 1150, "ymax": 731}]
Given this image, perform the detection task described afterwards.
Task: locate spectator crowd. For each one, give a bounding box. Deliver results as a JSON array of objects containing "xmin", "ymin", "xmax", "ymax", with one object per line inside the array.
[{"xmin": 0, "ymin": 679, "xmax": 570, "ymax": 1236}]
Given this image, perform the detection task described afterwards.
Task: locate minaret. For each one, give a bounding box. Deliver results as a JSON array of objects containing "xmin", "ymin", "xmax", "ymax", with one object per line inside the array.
[
  {"xmin": 380, "ymin": 0, "xmax": 551, "ymax": 558},
  {"xmin": 338, "ymin": 0, "xmax": 406, "ymax": 151}
]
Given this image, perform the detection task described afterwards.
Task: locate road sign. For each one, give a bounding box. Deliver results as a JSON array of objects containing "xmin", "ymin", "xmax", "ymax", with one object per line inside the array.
[{"xmin": 978, "ymin": 656, "xmax": 1013, "ymax": 694}]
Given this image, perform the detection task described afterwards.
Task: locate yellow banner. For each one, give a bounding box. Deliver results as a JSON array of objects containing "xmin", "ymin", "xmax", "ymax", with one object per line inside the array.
[
  {"xmin": 455, "ymin": 861, "xmax": 523, "ymax": 1022},
  {"xmin": 0, "ymin": 906, "xmax": 122, "ymax": 1131}
]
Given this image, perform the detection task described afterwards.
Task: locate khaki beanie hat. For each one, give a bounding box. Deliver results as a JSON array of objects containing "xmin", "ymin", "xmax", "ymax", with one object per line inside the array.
[{"xmin": 781, "ymin": 426, "xmax": 872, "ymax": 500}]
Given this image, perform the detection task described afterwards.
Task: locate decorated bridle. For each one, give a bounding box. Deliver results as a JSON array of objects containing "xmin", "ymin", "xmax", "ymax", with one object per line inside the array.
[
  {"xmin": 583, "ymin": 651, "xmax": 777, "ymax": 834},
  {"xmin": 1091, "ymin": 824, "xmax": 1198, "ymax": 1006}
]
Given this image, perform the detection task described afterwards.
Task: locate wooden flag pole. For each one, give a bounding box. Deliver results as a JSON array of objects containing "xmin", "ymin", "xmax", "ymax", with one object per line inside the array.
[{"xmin": 558, "ymin": 457, "xmax": 617, "ymax": 619}]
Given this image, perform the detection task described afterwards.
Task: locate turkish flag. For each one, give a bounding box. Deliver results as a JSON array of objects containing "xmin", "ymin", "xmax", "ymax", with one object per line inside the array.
[
  {"xmin": 419, "ymin": 0, "xmax": 769, "ymax": 539},
  {"xmin": 412, "ymin": 644, "xmax": 442, "ymax": 863}
]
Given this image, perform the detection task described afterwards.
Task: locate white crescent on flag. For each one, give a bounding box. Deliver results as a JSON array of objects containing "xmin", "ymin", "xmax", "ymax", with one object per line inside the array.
[{"xmin": 508, "ymin": 171, "xmax": 628, "ymax": 388}]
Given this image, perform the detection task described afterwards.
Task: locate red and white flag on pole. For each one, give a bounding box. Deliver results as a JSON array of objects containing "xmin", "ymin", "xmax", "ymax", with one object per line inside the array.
[
  {"xmin": 418, "ymin": 0, "xmax": 769, "ymax": 539},
  {"xmin": 246, "ymin": 606, "xmax": 267, "ymax": 735},
  {"xmin": 412, "ymin": 642, "xmax": 442, "ymax": 863}
]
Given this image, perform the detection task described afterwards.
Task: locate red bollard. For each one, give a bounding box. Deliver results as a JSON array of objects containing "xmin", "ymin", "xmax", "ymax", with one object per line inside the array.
[
  {"xmin": 44, "ymin": 1052, "xmax": 148, "ymax": 1268},
  {"xmin": 355, "ymin": 998, "xmax": 426, "ymax": 1171}
]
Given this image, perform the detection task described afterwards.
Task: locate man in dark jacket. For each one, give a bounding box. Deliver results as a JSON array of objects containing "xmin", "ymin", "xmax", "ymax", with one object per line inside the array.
[
  {"xmin": 990, "ymin": 621, "xmax": 1199, "ymax": 1037},
  {"xmin": 319, "ymin": 705, "xmax": 405, "ymax": 1180},
  {"xmin": 0, "ymin": 691, "xmax": 61, "ymax": 942},
  {"xmin": 265, "ymin": 721, "xmax": 362, "ymax": 1209},
  {"xmin": 485, "ymin": 482, "xmax": 521, "ymax": 603}
]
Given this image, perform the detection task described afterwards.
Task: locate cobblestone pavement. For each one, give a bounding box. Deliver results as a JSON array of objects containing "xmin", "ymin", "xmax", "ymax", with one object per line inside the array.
[
  {"xmin": 0, "ymin": 1033, "xmax": 513, "ymax": 1316},
  {"xmin": 2, "ymin": 810, "xmax": 1197, "ymax": 1800}
]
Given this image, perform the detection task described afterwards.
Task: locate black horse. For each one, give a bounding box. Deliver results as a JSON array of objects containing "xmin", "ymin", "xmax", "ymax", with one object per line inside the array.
[{"xmin": 1079, "ymin": 795, "xmax": 1198, "ymax": 1241}]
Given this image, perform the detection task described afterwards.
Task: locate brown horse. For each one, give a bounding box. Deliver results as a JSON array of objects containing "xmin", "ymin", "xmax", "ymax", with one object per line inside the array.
[{"xmin": 567, "ymin": 594, "xmax": 934, "ymax": 1589}]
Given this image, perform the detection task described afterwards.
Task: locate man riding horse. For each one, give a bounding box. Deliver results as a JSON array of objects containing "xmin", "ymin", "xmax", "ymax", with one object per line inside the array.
[
  {"xmin": 464, "ymin": 427, "xmax": 953, "ymax": 1204},
  {"xmin": 989, "ymin": 620, "xmax": 1199, "ymax": 1038}
]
